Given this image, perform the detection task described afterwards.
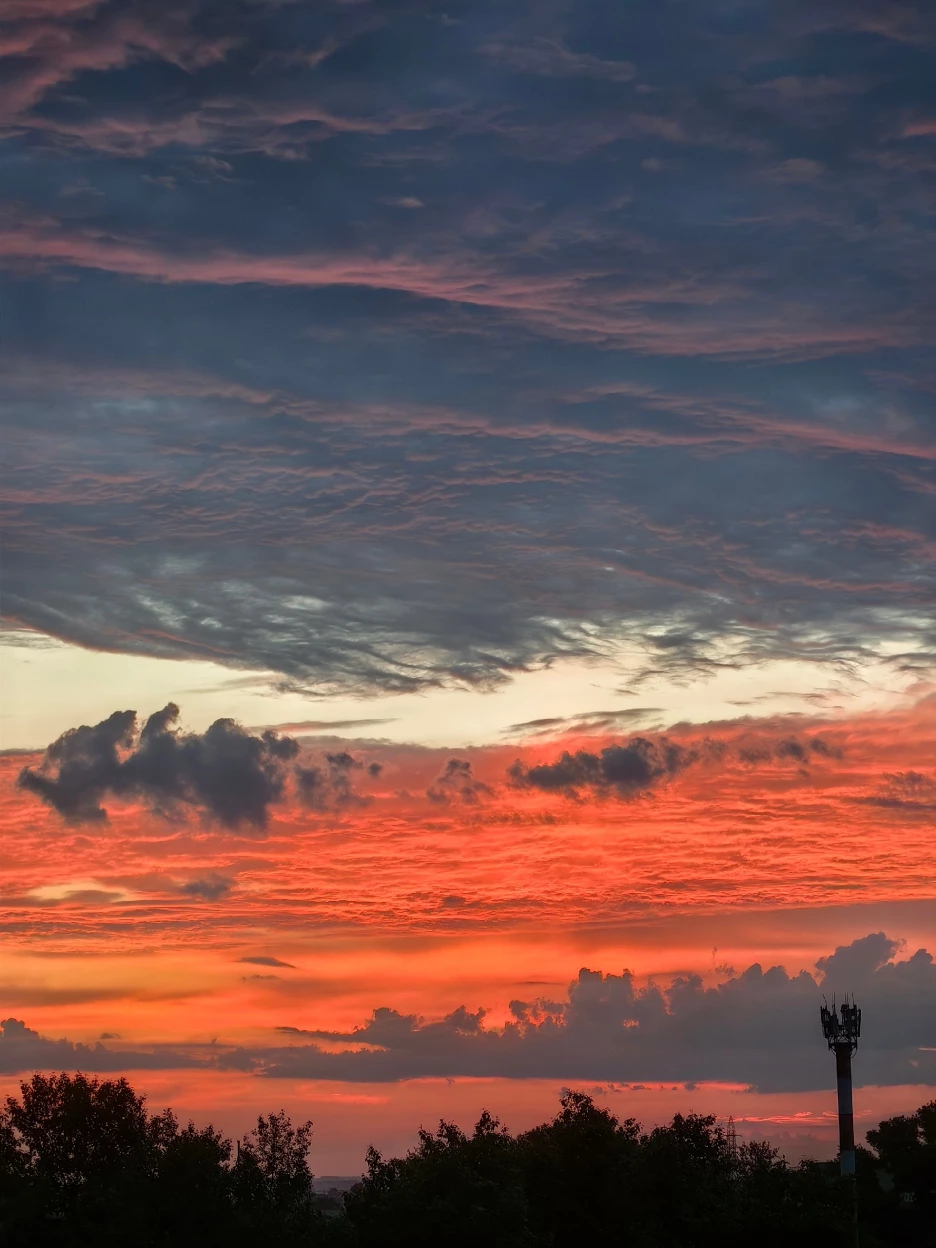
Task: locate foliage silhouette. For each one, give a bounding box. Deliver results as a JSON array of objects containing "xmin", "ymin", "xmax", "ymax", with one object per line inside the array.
[
  {"xmin": 0, "ymin": 1073, "xmax": 329, "ymax": 1246},
  {"xmin": 858, "ymin": 1099, "xmax": 936, "ymax": 1247},
  {"xmin": 232, "ymin": 1110, "xmax": 320, "ymax": 1240},
  {"xmin": 345, "ymin": 1109, "xmax": 531, "ymax": 1247},
  {"xmin": 0, "ymin": 1072, "xmax": 930, "ymax": 1246},
  {"xmin": 344, "ymin": 1090, "xmax": 851, "ymax": 1248}
]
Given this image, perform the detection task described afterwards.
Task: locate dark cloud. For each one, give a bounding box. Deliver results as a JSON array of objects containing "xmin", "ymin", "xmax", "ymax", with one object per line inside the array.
[
  {"xmin": 179, "ymin": 874, "xmax": 234, "ymax": 901},
  {"xmin": 0, "ymin": 0, "xmax": 935, "ymax": 692},
  {"xmin": 0, "ymin": 1018, "xmax": 201, "ymax": 1075},
  {"xmin": 806, "ymin": 736, "xmax": 839, "ymax": 757},
  {"xmin": 857, "ymin": 770, "xmax": 936, "ymax": 813},
  {"xmin": 258, "ymin": 719, "xmax": 397, "ymax": 734},
  {"xmin": 776, "ymin": 738, "xmax": 809, "ymax": 762},
  {"xmin": 295, "ymin": 750, "xmax": 370, "ymax": 811},
  {"xmin": 17, "ymin": 710, "xmax": 136, "ymax": 824},
  {"xmin": 504, "ymin": 709, "xmax": 665, "ymax": 738},
  {"xmin": 739, "ymin": 735, "xmax": 843, "ymax": 766},
  {"xmin": 252, "ymin": 934, "xmax": 936, "ymax": 1089},
  {"xmin": 507, "ymin": 728, "xmax": 844, "ymax": 800},
  {"xmin": 237, "ymin": 956, "xmax": 296, "ymax": 969},
  {"xmin": 508, "ymin": 736, "xmax": 706, "ymax": 798},
  {"xmin": 775, "ymin": 737, "xmax": 841, "ymax": 764},
  {"xmin": 18, "ymin": 704, "xmax": 299, "ymax": 830},
  {"xmin": 426, "ymin": 759, "xmax": 490, "ymax": 805}
]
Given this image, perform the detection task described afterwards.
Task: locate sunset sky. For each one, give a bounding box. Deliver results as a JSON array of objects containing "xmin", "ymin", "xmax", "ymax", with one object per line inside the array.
[{"xmin": 1, "ymin": 0, "xmax": 935, "ymax": 1175}]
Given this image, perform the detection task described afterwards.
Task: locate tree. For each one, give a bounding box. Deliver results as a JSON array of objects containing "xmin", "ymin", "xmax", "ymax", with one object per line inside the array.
[
  {"xmin": 864, "ymin": 1100, "xmax": 936, "ymax": 1246},
  {"xmin": 5, "ymin": 1072, "xmax": 151, "ymax": 1190},
  {"xmin": 631, "ymin": 1111, "xmax": 736, "ymax": 1245},
  {"xmin": 0, "ymin": 1074, "xmax": 923, "ymax": 1247},
  {"xmin": 345, "ymin": 1110, "xmax": 532, "ymax": 1247},
  {"xmin": 153, "ymin": 1116, "xmax": 236, "ymax": 1245},
  {"xmin": 517, "ymin": 1089, "xmax": 639, "ymax": 1246},
  {"xmin": 0, "ymin": 1072, "xmax": 238, "ymax": 1247},
  {"xmin": 232, "ymin": 1110, "xmax": 322, "ymax": 1243},
  {"xmin": 0, "ymin": 1074, "xmax": 347, "ymax": 1246},
  {"xmin": 346, "ymin": 1091, "xmax": 853, "ymax": 1248},
  {"xmin": 633, "ymin": 1110, "xmax": 849, "ymax": 1247},
  {"xmin": 1, "ymin": 1072, "xmax": 161, "ymax": 1243},
  {"xmin": 867, "ymin": 1101, "xmax": 936, "ymax": 1204}
]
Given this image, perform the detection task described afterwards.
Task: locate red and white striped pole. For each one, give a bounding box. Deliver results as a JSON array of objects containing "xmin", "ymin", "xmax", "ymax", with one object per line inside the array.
[{"xmin": 834, "ymin": 1040, "xmax": 856, "ymax": 1176}]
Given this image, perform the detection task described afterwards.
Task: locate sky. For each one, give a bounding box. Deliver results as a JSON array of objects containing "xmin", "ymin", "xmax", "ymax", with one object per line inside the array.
[{"xmin": 1, "ymin": 0, "xmax": 935, "ymax": 1174}]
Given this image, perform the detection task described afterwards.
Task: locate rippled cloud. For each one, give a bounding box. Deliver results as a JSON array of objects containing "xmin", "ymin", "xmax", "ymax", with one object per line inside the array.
[{"xmin": 0, "ymin": 0, "xmax": 934, "ymax": 692}]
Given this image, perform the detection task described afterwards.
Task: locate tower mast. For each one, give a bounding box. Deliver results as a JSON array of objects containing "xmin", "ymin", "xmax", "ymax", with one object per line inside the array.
[{"xmin": 819, "ymin": 996, "xmax": 861, "ymax": 1176}]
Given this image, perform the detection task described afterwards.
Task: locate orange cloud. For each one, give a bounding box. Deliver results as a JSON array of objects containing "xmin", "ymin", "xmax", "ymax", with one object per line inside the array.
[
  {"xmin": 5, "ymin": 698, "xmax": 936, "ymax": 933},
  {"xmin": 2, "ymin": 699, "xmax": 934, "ymax": 1031},
  {"xmin": 1, "ymin": 694, "xmax": 933, "ymax": 1119}
]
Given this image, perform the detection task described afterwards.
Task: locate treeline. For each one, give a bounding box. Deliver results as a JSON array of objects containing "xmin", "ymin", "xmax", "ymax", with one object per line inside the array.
[{"xmin": 0, "ymin": 1073, "xmax": 933, "ymax": 1246}]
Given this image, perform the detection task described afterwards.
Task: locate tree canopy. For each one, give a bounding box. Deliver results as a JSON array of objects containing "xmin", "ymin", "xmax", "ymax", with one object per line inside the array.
[
  {"xmin": 0, "ymin": 1072, "xmax": 931, "ymax": 1247},
  {"xmin": 0, "ymin": 1072, "xmax": 323, "ymax": 1246}
]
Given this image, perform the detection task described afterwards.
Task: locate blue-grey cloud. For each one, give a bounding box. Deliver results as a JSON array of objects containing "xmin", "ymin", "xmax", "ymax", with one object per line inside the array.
[
  {"xmin": 179, "ymin": 874, "xmax": 234, "ymax": 901},
  {"xmin": 295, "ymin": 749, "xmax": 369, "ymax": 811},
  {"xmin": 426, "ymin": 758, "xmax": 490, "ymax": 805},
  {"xmin": 0, "ymin": 1017, "xmax": 202, "ymax": 1075},
  {"xmin": 255, "ymin": 933, "xmax": 936, "ymax": 1090},
  {"xmin": 18, "ymin": 704, "xmax": 299, "ymax": 829},
  {"xmin": 0, "ymin": 0, "xmax": 934, "ymax": 692},
  {"xmin": 507, "ymin": 734, "xmax": 736, "ymax": 797}
]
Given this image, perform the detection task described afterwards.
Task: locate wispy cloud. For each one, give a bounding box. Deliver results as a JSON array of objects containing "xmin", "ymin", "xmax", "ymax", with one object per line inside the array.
[
  {"xmin": 0, "ymin": 3, "xmax": 934, "ymax": 693},
  {"xmin": 237, "ymin": 956, "xmax": 297, "ymax": 969}
]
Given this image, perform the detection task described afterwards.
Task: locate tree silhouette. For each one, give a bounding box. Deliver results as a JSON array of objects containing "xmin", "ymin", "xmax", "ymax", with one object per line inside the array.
[
  {"xmin": 344, "ymin": 1110, "xmax": 531, "ymax": 1247},
  {"xmin": 154, "ymin": 1117, "xmax": 235, "ymax": 1244},
  {"xmin": 345, "ymin": 1092, "xmax": 853, "ymax": 1248},
  {"xmin": 232, "ymin": 1109, "xmax": 322, "ymax": 1242},
  {"xmin": 0, "ymin": 1074, "xmax": 331, "ymax": 1246},
  {"xmin": 861, "ymin": 1100, "xmax": 936, "ymax": 1246},
  {"xmin": 1, "ymin": 1072, "xmax": 165, "ymax": 1242},
  {"xmin": 0, "ymin": 1073, "xmax": 928, "ymax": 1246},
  {"xmin": 519, "ymin": 1088, "xmax": 639, "ymax": 1246}
]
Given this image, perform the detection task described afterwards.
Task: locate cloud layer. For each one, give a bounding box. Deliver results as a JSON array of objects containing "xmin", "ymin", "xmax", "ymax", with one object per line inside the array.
[
  {"xmin": 0, "ymin": 1017, "xmax": 200, "ymax": 1075},
  {"xmin": 2, "ymin": 935, "xmax": 933, "ymax": 1091},
  {"xmin": 1, "ymin": 0, "xmax": 935, "ymax": 690},
  {"xmin": 261, "ymin": 933, "xmax": 936, "ymax": 1090},
  {"xmin": 6, "ymin": 697, "xmax": 936, "ymax": 933},
  {"xmin": 11, "ymin": 702, "xmax": 869, "ymax": 828}
]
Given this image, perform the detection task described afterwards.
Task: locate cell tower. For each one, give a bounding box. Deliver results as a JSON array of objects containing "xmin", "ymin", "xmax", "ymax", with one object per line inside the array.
[{"xmin": 820, "ymin": 996, "xmax": 861, "ymax": 1176}]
